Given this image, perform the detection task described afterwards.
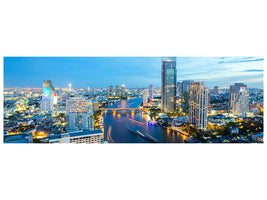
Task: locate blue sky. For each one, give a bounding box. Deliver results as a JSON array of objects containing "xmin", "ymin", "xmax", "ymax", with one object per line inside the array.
[{"xmin": 4, "ymin": 57, "xmax": 264, "ymax": 88}]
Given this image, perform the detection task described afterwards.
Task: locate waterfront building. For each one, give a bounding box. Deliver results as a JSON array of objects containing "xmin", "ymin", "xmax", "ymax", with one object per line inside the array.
[
  {"xmin": 189, "ymin": 81, "xmax": 208, "ymax": 130},
  {"xmin": 149, "ymin": 84, "xmax": 153, "ymax": 100},
  {"xmin": 115, "ymin": 86, "xmax": 119, "ymax": 97},
  {"xmin": 161, "ymin": 57, "xmax": 177, "ymax": 113},
  {"xmin": 109, "ymin": 86, "xmax": 113, "ymax": 96},
  {"xmin": 181, "ymin": 80, "xmax": 194, "ymax": 114},
  {"xmin": 66, "ymin": 98, "xmax": 94, "ymax": 131},
  {"xmin": 229, "ymin": 83, "xmax": 249, "ymax": 117},
  {"xmin": 143, "ymin": 89, "xmax": 148, "ymax": 107}
]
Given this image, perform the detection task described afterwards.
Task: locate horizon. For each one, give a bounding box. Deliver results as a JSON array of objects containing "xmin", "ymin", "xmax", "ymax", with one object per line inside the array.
[{"xmin": 4, "ymin": 56, "xmax": 264, "ymax": 88}]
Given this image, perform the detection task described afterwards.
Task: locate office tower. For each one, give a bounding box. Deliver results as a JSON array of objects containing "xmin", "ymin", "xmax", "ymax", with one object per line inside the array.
[
  {"xmin": 149, "ymin": 84, "xmax": 153, "ymax": 100},
  {"xmin": 189, "ymin": 82, "xmax": 208, "ymax": 130},
  {"xmin": 109, "ymin": 86, "xmax": 113, "ymax": 97},
  {"xmin": 43, "ymin": 80, "xmax": 55, "ymax": 96},
  {"xmin": 40, "ymin": 95, "xmax": 54, "ymax": 112},
  {"xmin": 143, "ymin": 89, "xmax": 148, "ymax": 107},
  {"xmin": 69, "ymin": 83, "xmax": 72, "ymax": 91},
  {"xmin": 115, "ymin": 86, "xmax": 119, "ymax": 97},
  {"xmin": 181, "ymin": 80, "xmax": 194, "ymax": 114},
  {"xmin": 161, "ymin": 57, "xmax": 177, "ymax": 113},
  {"xmin": 176, "ymin": 82, "xmax": 181, "ymax": 97},
  {"xmin": 213, "ymin": 86, "xmax": 219, "ymax": 94},
  {"xmin": 66, "ymin": 98, "xmax": 94, "ymax": 131},
  {"xmin": 229, "ymin": 83, "xmax": 249, "ymax": 117},
  {"xmin": 121, "ymin": 84, "xmax": 126, "ymax": 98}
]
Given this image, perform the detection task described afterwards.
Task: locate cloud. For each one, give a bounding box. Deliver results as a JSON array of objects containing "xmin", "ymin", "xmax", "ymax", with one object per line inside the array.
[{"xmin": 216, "ymin": 57, "xmax": 264, "ymax": 64}]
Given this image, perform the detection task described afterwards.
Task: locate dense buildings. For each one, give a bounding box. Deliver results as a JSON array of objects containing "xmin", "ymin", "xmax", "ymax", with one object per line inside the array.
[
  {"xmin": 149, "ymin": 84, "xmax": 153, "ymax": 100},
  {"xmin": 66, "ymin": 98, "xmax": 94, "ymax": 131},
  {"xmin": 189, "ymin": 81, "xmax": 208, "ymax": 130},
  {"xmin": 213, "ymin": 86, "xmax": 219, "ymax": 94},
  {"xmin": 161, "ymin": 57, "xmax": 177, "ymax": 113},
  {"xmin": 229, "ymin": 83, "xmax": 249, "ymax": 117}
]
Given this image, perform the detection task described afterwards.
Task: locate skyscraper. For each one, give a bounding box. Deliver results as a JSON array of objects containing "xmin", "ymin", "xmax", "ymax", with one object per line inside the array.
[
  {"xmin": 143, "ymin": 89, "xmax": 148, "ymax": 107},
  {"xmin": 161, "ymin": 57, "xmax": 177, "ymax": 113},
  {"xmin": 109, "ymin": 86, "xmax": 113, "ymax": 97},
  {"xmin": 121, "ymin": 84, "xmax": 126, "ymax": 98},
  {"xmin": 229, "ymin": 83, "xmax": 249, "ymax": 117},
  {"xmin": 115, "ymin": 86, "xmax": 119, "ymax": 97},
  {"xmin": 149, "ymin": 84, "xmax": 153, "ymax": 100},
  {"xmin": 189, "ymin": 82, "xmax": 208, "ymax": 130},
  {"xmin": 41, "ymin": 80, "xmax": 55, "ymax": 112},
  {"xmin": 66, "ymin": 98, "xmax": 94, "ymax": 131},
  {"xmin": 181, "ymin": 80, "xmax": 194, "ymax": 114}
]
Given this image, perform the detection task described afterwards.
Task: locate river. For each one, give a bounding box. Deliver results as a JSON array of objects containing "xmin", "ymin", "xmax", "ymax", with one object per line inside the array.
[{"xmin": 102, "ymin": 98, "xmax": 187, "ymax": 143}]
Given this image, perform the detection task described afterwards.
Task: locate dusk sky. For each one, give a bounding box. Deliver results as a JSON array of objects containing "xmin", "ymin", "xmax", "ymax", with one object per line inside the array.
[{"xmin": 4, "ymin": 57, "xmax": 264, "ymax": 89}]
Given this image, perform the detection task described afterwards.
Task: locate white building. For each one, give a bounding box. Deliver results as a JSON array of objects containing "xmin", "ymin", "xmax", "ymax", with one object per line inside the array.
[
  {"xmin": 66, "ymin": 98, "xmax": 94, "ymax": 131},
  {"xmin": 40, "ymin": 95, "xmax": 54, "ymax": 112},
  {"xmin": 189, "ymin": 81, "xmax": 208, "ymax": 130},
  {"xmin": 143, "ymin": 89, "xmax": 148, "ymax": 107},
  {"xmin": 149, "ymin": 84, "xmax": 153, "ymax": 100},
  {"xmin": 48, "ymin": 130, "xmax": 104, "ymax": 144}
]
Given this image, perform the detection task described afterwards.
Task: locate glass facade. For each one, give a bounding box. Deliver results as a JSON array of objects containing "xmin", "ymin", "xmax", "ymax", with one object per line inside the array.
[
  {"xmin": 161, "ymin": 57, "xmax": 177, "ymax": 113},
  {"xmin": 43, "ymin": 87, "xmax": 51, "ymax": 96}
]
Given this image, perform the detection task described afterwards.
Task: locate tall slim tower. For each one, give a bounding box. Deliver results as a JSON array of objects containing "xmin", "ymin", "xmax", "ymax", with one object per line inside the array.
[
  {"xmin": 161, "ymin": 57, "xmax": 176, "ymax": 113},
  {"xmin": 69, "ymin": 83, "xmax": 72, "ymax": 91},
  {"xmin": 143, "ymin": 89, "xmax": 148, "ymax": 107},
  {"xmin": 149, "ymin": 84, "xmax": 153, "ymax": 100},
  {"xmin": 189, "ymin": 82, "xmax": 208, "ymax": 130},
  {"xmin": 181, "ymin": 80, "xmax": 194, "ymax": 114}
]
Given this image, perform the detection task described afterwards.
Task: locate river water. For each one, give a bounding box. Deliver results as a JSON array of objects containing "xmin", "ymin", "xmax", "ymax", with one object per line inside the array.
[{"xmin": 102, "ymin": 98, "xmax": 186, "ymax": 143}]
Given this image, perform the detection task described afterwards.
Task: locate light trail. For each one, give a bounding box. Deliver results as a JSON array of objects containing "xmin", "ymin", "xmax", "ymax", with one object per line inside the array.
[{"xmin": 128, "ymin": 118, "xmax": 146, "ymax": 126}]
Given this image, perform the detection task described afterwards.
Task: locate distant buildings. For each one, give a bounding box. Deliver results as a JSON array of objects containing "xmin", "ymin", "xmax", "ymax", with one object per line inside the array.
[
  {"xmin": 143, "ymin": 89, "xmax": 148, "ymax": 106},
  {"xmin": 121, "ymin": 84, "xmax": 126, "ymax": 98},
  {"xmin": 181, "ymin": 80, "xmax": 194, "ymax": 114},
  {"xmin": 229, "ymin": 83, "xmax": 249, "ymax": 117},
  {"xmin": 213, "ymin": 86, "xmax": 219, "ymax": 94},
  {"xmin": 149, "ymin": 84, "xmax": 153, "ymax": 100},
  {"xmin": 161, "ymin": 57, "xmax": 177, "ymax": 113},
  {"xmin": 115, "ymin": 86, "xmax": 119, "ymax": 97},
  {"xmin": 189, "ymin": 81, "xmax": 208, "ymax": 130},
  {"xmin": 66, "ymin": 98, "xmax": 94, "ymax": 131},
  {"xmin": 109, "ymin": 86, "xmax": 113, "ymax": 97}
]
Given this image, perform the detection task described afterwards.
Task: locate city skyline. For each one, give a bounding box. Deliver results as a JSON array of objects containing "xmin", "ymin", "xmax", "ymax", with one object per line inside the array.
[{"xmin": 4, "ymin": 56, "xmax": 264, "ymax": 88}]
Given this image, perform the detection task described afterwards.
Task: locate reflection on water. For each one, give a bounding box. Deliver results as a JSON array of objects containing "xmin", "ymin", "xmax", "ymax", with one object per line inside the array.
[{"xmin": 103, "ymin": 111, "xmax": 186, "ymax": 143}]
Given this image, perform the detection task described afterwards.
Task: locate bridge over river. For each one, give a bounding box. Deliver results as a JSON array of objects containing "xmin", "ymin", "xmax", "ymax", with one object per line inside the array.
[{"xmin": 101, "ymin": 97, "xmax": 145, "ymax": 114}]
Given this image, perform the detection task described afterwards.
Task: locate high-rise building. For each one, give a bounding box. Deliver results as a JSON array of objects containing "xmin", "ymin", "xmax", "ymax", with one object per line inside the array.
[
  {"xmin": 213, "ymin": 86, "xmax": 219, "ymax": 94},
  {"xmin": 143, "ymin": 89, "xmax": 148, "ymax": 107},
  {"xmin": 115, "ymin": 86, "xmax": 119, "ymax": 97},
  {"xmin": 121, "ymin": 85, "xmax": 126, "ymax": 98},
  {"xmin": 149, "ymin": 84, "xmax": 153, "ymax": 100},
  {"xmin": 176, "ymin": 82, "xmax": 181, "ymax": 97},
  {"xmin": 229, "ymin": 83, "xmax": 249, "ymax": 117},
  {"xmin": 161, "ymin": 57, "xmax": 177, "ymax": 113},
  {"xmin": 43, "ymin": 80, "xmax": 55, "ymax": 96},
  {"xmin": 66, "ymin": 98, "xmax": 94, "ymax": 131},
  {"xmin": 40, "ymin": 95, "xmax": 54, "ymax": 112},
  {"xmin": 181, "ymin": 80, "xmax": 194, "ymax": 114},
  {"xmin": 109, "ymin": 86, "xmax": 113, "ymax": 97},
  {"xmin": 189, "ymin": 82, "xmax": 208, "ymax": 130}
]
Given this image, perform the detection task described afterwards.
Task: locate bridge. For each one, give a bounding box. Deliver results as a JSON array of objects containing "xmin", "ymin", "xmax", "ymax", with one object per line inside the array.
[{"xmin": 100, "ymin": 97, "xmax": 150, "ymax": 115}]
